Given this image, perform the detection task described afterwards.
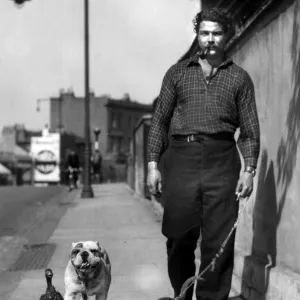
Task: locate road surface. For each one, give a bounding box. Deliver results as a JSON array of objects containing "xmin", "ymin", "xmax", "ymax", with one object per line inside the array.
[
  {"xmin": 0, "ymin": 185, "xmax": 76, "ymax": 299},
  {"xmin": 0, "ymin": 186, "xmax": 64, "ymax": 237}
]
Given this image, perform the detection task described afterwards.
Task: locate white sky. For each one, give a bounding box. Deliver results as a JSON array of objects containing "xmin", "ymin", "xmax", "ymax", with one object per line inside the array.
[{"xmin": 0, "ymin": 0, "xmax": 200, "ymax": 130}]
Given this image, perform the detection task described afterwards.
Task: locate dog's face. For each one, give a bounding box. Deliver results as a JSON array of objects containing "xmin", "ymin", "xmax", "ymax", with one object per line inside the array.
[{"xmin": 70, "ymin": 241, "xmax": 104, "ymax": 275}]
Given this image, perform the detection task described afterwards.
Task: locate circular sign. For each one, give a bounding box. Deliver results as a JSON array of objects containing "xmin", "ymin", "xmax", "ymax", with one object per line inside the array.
[{"xmin": 35, "ymin": 150, "xmax": 57, "ymax": 174}]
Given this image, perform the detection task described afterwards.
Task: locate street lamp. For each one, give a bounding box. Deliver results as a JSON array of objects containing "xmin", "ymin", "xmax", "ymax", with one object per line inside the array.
[
  {"xmin": 10, "ymin": 0, "xmax": 94, "ymax": 198},
  {"xmin": 81, "ymin": 0, "xmax": 94, "ymax": 198},
  {"xmin": 11, "ymin": 0, "xmax": 31, "ymax": 5},
  {"xmin": 93, "ymin": 128, "xmax": 101, "ymax": 151}
]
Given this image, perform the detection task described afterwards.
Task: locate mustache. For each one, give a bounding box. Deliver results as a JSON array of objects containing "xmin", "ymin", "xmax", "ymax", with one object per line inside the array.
[{"xmin": 207, "ymin": 44, "xmax": 218, "ymax": 49}]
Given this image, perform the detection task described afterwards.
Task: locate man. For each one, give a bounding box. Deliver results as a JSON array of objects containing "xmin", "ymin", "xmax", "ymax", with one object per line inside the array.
[
  {"xmin": 92, "ymin": 149, "xmax": 103, "ymax": 183},
  {"xmin": 66, "ymin": 150, "xmax": 80, "ymax": 189},
  {"xmin": 147, "ymin": 8, "xmax": 260, "ymax": 300}
]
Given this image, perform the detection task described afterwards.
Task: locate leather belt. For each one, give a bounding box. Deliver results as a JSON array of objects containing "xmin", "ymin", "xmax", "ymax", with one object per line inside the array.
[{"xmin": 172, "ymin": 132, "xmax": 234, "ymax": 143}]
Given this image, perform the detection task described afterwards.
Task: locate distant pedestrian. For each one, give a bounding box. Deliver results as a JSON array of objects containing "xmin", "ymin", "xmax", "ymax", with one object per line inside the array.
[
  {"xmin": 66, "ymin": 150, "xmax": 80, "ymax": 189},
  {"xmin": 92, "ymin": 149, "xmax": 103, "ymax": 183}
]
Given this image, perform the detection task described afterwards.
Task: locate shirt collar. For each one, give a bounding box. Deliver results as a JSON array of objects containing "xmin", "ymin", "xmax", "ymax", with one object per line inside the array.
[{"xmin": 186, "ymin": 52, "xmax": 233, "ymax": 68}]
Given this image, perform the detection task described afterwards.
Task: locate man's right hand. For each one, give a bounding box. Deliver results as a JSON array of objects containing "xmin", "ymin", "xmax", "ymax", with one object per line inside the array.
[{"xmin": 147, "ymin": 162, "xmax": 162, "ymax": 196}]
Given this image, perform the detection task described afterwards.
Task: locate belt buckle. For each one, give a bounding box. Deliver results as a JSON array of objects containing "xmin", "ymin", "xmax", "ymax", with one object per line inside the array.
[{"xmin": 187, "ymin": 135, "xmax": 193, "ymax": 142}]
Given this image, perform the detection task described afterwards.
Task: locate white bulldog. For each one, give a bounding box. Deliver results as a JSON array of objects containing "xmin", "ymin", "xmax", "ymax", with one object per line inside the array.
[{"xmin": 64, "ymin": 241, "xmax": 111, "ymax": 300}]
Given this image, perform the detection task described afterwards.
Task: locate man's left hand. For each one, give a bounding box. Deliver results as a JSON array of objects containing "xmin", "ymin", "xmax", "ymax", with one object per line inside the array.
[{"xmin": 236, "ymin": 172, "xmax": 254, "ymax": 198}]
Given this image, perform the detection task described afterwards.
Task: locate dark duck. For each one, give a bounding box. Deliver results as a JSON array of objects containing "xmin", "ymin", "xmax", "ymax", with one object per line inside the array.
[{"xmin": 40, "ymin": 268, "xmax": 63, "ymax": 300}]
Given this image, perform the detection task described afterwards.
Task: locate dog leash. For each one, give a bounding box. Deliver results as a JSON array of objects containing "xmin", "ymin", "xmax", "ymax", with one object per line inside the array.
[{"xmin": 173, "ymin": 193, "xmax": 250, "ymax": 300}]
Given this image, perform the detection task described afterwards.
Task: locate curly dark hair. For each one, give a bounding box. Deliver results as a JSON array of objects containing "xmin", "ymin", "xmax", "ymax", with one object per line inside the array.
[{"xmin": 193, "ymin": 8, "xmax": 234, "ymax": 34}]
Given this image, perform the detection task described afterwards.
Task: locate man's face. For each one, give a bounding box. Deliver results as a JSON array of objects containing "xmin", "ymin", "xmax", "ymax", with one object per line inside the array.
[{"xmin": 198, "ymin": 21, "xmax": 226, "ymax": 57}]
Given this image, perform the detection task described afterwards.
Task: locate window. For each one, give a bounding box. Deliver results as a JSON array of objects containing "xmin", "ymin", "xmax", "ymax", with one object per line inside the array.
[
  {"xmin": 109, "ymin": 137, "xmax": 117, "ymax": 152},
  {"xmin": 16, "ymin": 129, "xmax": 26, "ymax": 144},
  {"xmin": 111, "ymin": 112, "xmax": 123, "ymax": 129},
  {"xmin": 118, "ymin": 113, "xmax": 122, "ymax": 128},
  {"xmin": 109, "ymin": 137, "xmax": 122, "ymax": 153},
  {"xmin": 111, "ymin": 112, "xmax": 118, "ymax": 128},
  {"xmin": 128, "ymin": 116, "xmax": 132, "ymax": 129},
  {"xmin": 119, "ymin": 137, "xmax": 124, "ymax": 152}
]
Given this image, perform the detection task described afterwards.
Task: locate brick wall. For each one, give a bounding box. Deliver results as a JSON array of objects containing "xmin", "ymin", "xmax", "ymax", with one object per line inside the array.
[{"xmin": 227, "ymin": 1, "xmax": 300, "ymax": 298}]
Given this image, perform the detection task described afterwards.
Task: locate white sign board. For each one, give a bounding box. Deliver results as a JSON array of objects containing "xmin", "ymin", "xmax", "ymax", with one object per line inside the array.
[{"xmin": 30, "ymin": 133, "xmax": 60, "ymax": 183}]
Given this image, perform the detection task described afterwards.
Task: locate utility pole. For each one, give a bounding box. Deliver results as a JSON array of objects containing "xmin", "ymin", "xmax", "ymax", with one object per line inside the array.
[
  {"xmin": 11, "ymin": 0, "xmax": 95, "ymax": 198},
  {"xmin": 81, "ymin": 0, "xmax": 94, "ymax": 198}
]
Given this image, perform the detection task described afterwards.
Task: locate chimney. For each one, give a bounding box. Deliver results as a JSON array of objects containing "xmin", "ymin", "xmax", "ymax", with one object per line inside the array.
[{"xmin": 124, "ymin": 93, "xmax": 130, "ymax": 102}]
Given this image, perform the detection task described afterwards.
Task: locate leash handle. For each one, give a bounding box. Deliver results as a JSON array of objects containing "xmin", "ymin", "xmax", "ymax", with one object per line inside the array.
[{"xmin": 174, "ymin": 194, "xmax": 249, "ymax": 300}]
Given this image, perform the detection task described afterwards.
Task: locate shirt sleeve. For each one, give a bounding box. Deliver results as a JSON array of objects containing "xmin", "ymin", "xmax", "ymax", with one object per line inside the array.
[
  {"xmin": 236, "ymin": 72, "xmax": 260, "ymax": 168},
  {"xmin": 147, "ymin": 66, "xmax": 177, "ymax": 162}
]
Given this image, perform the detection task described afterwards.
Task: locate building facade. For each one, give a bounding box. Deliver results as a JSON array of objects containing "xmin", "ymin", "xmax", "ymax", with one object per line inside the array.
[
  {"xmin": 0, "ymin": 124, "xmax": 38, "ymax": 185},
  {"xmin": 50, "ymin": 89, "xmax": 109, "ymax": 156},
  {"xmin": 50, "ymin": 90, "xmax": 153, "ymax": 157},
  {"xmin": 105, "ymin": 94, "xmax": 153, "ymax": 155}
]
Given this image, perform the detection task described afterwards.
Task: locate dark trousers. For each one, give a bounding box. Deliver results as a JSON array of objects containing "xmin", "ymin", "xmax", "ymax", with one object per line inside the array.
[
  {"xmin": 162, "ymin": 136, "xmax": 241, "ymax": 300},
  {"xmin": 93, "ymin": 165, "xmax": 103, "ymax": 183}
]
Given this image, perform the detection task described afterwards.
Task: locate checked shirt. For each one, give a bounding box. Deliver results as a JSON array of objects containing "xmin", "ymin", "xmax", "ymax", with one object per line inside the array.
[{"xmin": 147, "ymin": 53, "xmax": 260, "ymax": 167}]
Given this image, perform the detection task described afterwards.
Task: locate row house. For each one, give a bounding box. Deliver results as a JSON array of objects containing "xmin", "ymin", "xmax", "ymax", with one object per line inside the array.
[{"xmin": 50, "ymin": 89, "xmax": 152, "ymax": 157}]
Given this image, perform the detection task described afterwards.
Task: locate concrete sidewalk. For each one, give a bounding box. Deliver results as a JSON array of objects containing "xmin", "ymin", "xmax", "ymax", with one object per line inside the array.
[{"xmin": 7, "ymin": 183, "xmax": 173, "ymax": 300}]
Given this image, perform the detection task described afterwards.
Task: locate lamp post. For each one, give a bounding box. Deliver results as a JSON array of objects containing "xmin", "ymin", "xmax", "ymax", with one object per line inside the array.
[
  {"xmin": 93, "ymin": 128, "xmax": 101, "ymax": 151},
  {"xmin": 11, "ymin": 0, "xmax": 94, "ymax": 197},
  {"xmin": 81, "ymin": 0, "xmax": 94, "ymax": 198},
  {"xmin": 11, "ymin": 0, "xmax": 31, "ymax": 5}
]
